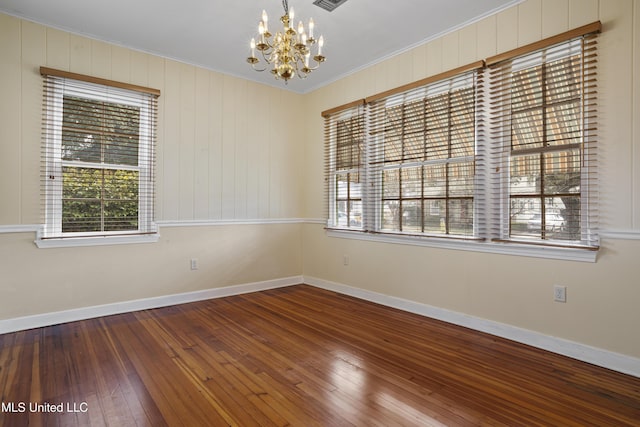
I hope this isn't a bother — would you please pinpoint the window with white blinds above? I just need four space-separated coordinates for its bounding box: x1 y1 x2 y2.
40 68 159 242
323 100 365 229
322 22 600 253
367 70 481 238
486 28 599 248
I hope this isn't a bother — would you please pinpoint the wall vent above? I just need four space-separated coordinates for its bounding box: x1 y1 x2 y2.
313 0 349 12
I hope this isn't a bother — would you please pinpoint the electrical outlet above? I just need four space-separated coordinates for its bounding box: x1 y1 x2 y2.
190 258 198 270
554 285 567 303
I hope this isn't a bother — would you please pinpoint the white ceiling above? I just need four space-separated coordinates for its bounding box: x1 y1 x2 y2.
0 0 521 93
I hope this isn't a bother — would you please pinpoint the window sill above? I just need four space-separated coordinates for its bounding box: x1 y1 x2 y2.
34 233 160 249
326 229 598 263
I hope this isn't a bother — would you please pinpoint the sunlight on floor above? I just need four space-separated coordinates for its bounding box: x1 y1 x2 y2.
376 392 448 427
328 349 447 425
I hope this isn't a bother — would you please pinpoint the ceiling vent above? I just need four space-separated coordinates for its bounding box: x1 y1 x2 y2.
313 0 349 12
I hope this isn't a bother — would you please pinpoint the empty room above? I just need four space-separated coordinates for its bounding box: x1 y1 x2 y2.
1 0 639 425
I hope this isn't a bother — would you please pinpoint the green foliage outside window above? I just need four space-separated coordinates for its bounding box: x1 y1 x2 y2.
60 96 141 233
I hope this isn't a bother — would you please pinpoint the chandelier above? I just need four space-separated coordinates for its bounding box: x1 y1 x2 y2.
246 0 325 83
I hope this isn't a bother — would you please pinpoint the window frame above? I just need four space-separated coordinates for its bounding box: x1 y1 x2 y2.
37 68 159 248
332 112 365 230
368 73 479 238
324 101 366 231
487 34 599 249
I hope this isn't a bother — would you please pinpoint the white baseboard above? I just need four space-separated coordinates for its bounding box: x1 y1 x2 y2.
2 274 638 378
0 276 303 335
155 218 324 227
303 276 640 378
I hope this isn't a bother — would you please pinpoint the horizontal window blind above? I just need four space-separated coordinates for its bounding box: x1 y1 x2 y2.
41 69 159 239
366 70 483 239
487 33 599 248
322 100 366 230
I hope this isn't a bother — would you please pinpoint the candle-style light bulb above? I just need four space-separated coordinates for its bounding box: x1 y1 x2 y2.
308 18 314 38
262 10 268 32
258 21 265 35
298 21 304 35
305 52 310 67
289 7 295 22
250 38 256 57
318 35 324 55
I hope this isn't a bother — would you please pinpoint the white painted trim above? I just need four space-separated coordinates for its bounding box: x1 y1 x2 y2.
326 229 599 263
301 218 326 225
35 232 161 248
0 219 324 236
0 276 302 335
156 218 324 227
0 220 631 237
599 229 640 240
0 224 40 234
0 220 326 247
304 276 640 378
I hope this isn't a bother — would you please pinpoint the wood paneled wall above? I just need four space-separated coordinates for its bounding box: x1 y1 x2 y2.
0 13 305 225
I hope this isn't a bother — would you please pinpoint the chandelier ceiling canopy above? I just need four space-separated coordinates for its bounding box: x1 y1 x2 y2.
246 0 325 83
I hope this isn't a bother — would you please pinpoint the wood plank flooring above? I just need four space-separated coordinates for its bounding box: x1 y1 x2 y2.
1 284 639 426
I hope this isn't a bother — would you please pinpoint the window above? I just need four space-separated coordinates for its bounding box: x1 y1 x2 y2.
487 32 599 248
323 22 600 255
324 101 365 229
323 63 484 240
39 68 159 244
367 72 478 238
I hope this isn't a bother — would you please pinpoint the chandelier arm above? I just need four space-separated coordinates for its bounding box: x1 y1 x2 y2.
305 62 321 71
250 63 270 73
259 47 272 63
296 62 311 79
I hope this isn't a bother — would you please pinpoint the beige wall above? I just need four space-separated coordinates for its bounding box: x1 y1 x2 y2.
302 0 640 359
0 13 304 317
1 0 640 362
0 224 302 319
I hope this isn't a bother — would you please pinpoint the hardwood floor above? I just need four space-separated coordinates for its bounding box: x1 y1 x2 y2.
1 285 639 426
